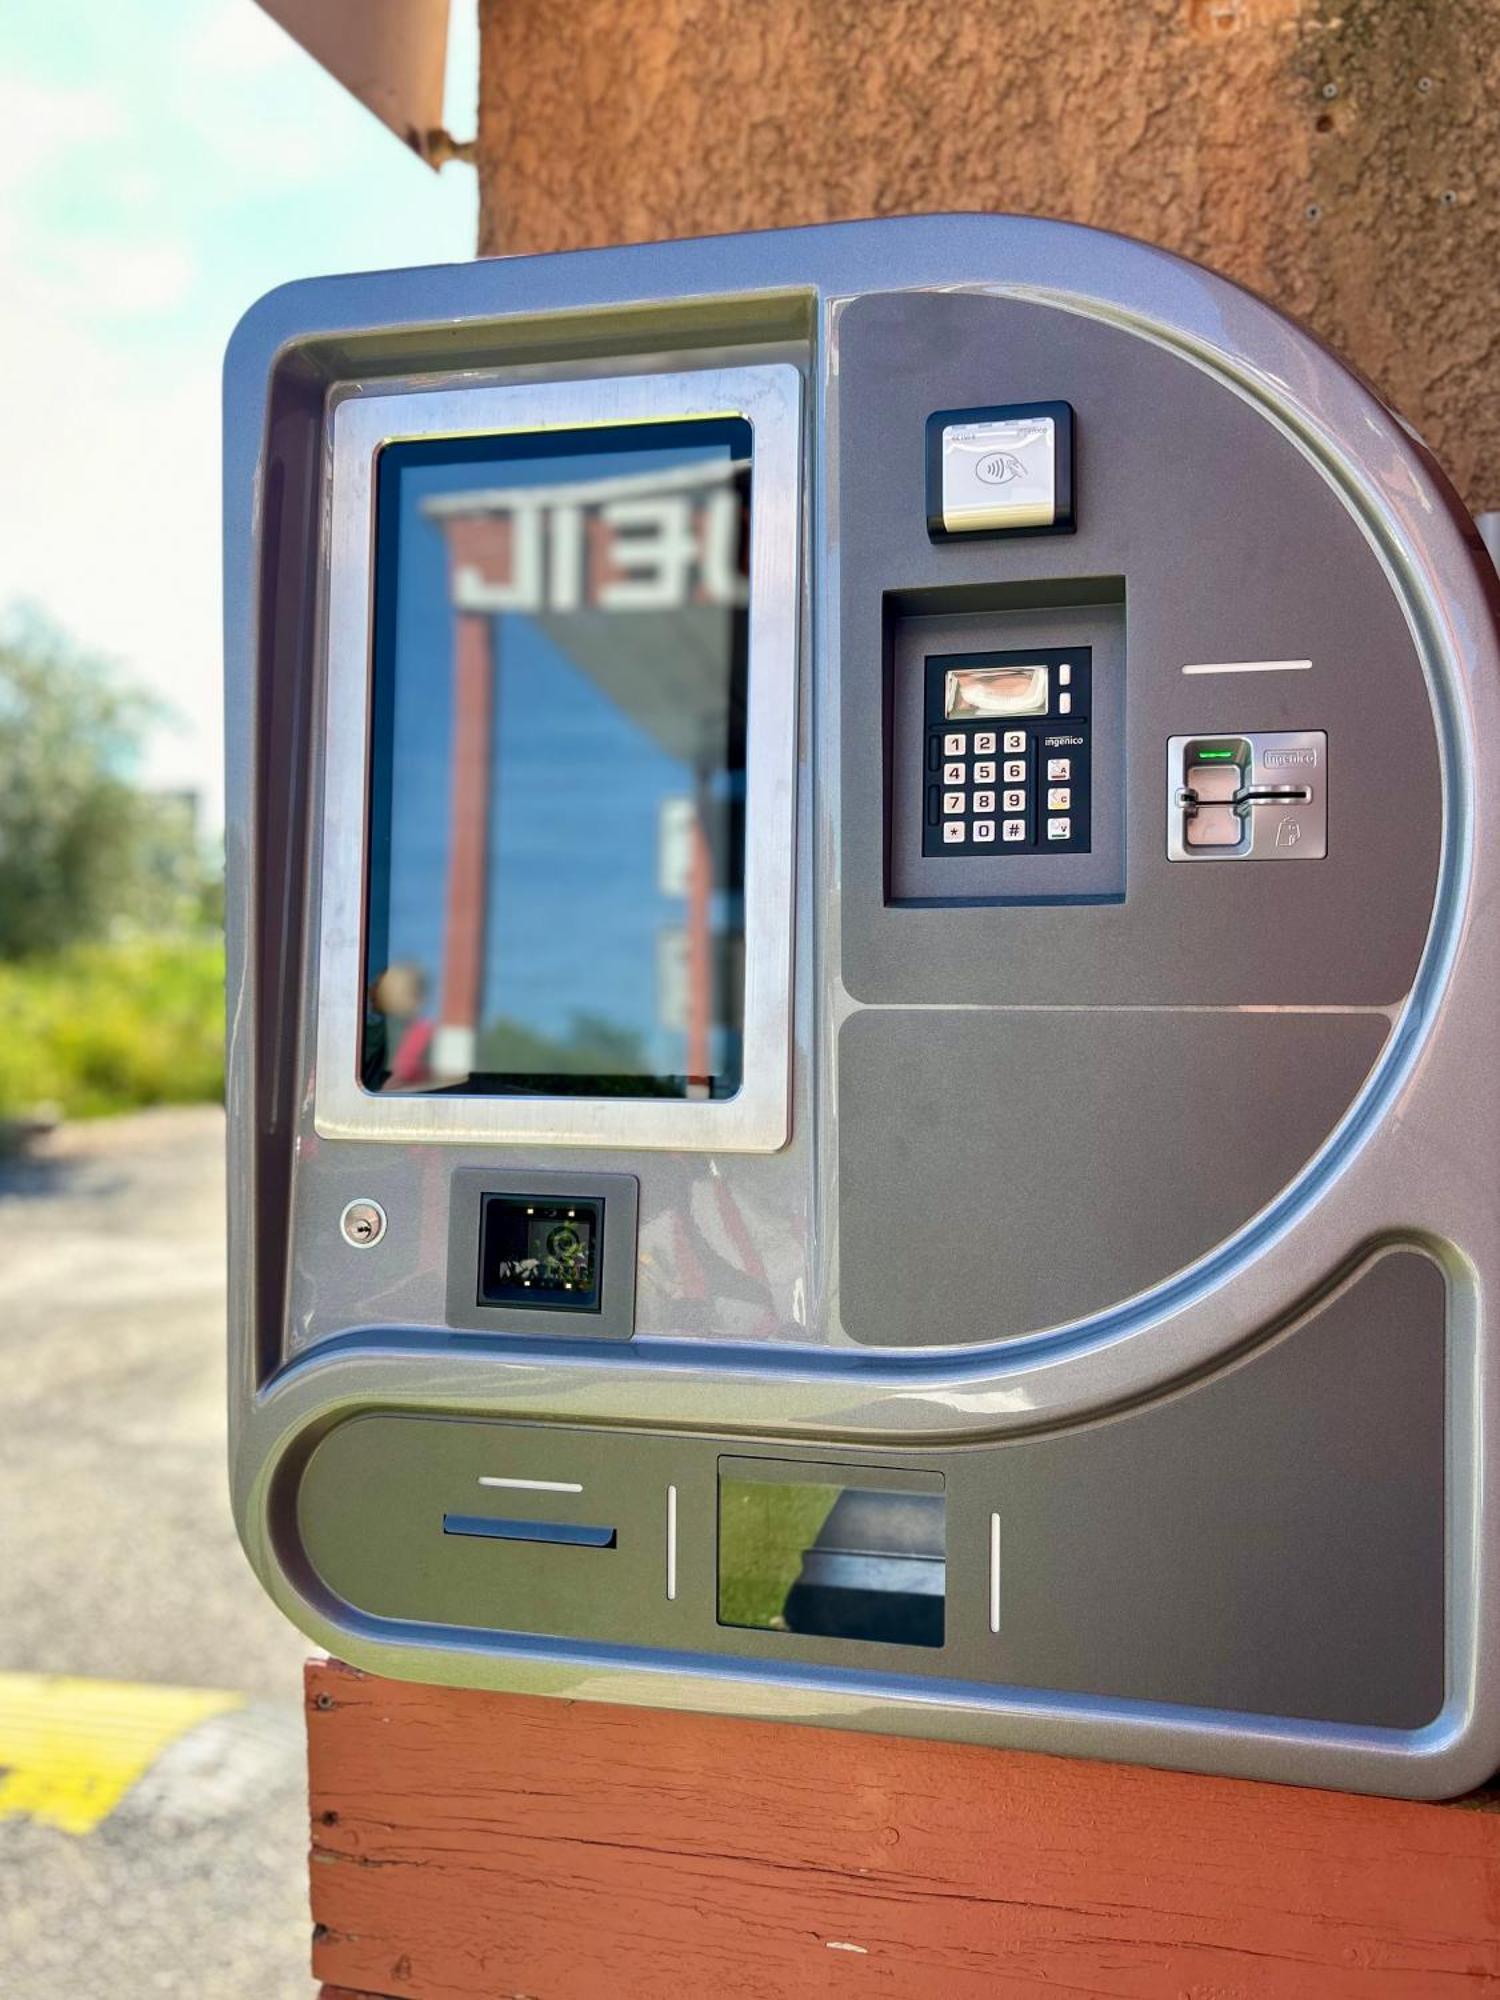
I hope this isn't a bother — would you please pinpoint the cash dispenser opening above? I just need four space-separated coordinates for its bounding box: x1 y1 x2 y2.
718 1462 946 1649
229 213 1500 1801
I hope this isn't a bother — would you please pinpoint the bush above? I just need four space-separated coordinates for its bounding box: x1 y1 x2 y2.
0 610 217 958
0 936 224 1124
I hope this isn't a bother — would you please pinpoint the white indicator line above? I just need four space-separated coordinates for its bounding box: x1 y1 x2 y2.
1181 658 1312 676
988 1513 1002 1635
666 1485 678 1601
477 1476 583 1494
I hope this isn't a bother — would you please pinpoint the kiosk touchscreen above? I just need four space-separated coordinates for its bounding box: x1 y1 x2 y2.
225 215 1500 1798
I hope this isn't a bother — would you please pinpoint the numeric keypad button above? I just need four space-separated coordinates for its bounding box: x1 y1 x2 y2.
1003 759 1026 783
944 733 966 756
1002 818 1026 843
943 790 965 814
973 820 995 843
943 762 965 785
1003 730 1026 753
942 820 966 844
974 732 997 755
1002 789 1025 812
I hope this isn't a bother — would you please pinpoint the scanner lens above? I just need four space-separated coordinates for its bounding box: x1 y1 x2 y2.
478 1193 603 1312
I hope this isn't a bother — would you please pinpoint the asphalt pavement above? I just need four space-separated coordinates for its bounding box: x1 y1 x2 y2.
0 1107 314 1999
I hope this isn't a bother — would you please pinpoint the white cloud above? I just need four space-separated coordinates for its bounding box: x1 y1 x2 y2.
0 284 223 804
184 0 300 76
173 1 378 187
0 0 478 827
0 75 124 188
58 237 197 315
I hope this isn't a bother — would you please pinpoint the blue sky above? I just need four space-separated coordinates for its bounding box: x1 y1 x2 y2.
0 0 479 823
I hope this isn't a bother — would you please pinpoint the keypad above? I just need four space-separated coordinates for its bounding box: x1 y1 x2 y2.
921 645 1093 857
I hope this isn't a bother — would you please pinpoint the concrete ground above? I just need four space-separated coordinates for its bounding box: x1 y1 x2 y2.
0 1106 314 1999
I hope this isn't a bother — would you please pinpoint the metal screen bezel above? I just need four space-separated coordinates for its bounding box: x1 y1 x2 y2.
314 364 802 1149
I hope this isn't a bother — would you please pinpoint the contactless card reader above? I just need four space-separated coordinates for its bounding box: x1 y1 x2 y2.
226 214 1500 1801
927 400 1075 538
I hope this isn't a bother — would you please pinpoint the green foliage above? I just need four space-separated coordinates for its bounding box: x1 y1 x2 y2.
0 608 217 959
716 1480 839 1632
0 937 224 1123
472 1009 658 1088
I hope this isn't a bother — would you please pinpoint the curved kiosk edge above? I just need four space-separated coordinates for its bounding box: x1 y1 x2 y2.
222 214 1500 1799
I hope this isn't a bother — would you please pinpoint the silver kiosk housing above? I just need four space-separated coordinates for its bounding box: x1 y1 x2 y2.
225 215 1500 1799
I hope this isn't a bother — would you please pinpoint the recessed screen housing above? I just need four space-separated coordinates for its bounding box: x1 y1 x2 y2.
314 366 802 1151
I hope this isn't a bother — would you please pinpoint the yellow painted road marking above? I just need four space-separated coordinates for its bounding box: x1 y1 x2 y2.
0 1673 243 1835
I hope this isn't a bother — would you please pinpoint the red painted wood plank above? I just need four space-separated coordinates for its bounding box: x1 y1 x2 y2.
306 1658 1500 2000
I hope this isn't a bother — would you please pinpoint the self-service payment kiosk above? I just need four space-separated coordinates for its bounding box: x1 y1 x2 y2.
224 215 1500 1798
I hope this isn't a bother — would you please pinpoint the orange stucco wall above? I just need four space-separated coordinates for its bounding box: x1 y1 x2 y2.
477 0 1500 511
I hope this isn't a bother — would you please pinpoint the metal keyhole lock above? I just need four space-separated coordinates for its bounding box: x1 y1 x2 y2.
339 1199 388 1248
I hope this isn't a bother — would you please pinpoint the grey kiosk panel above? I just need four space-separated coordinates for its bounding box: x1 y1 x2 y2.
295 1252 1443 1732
842 287 1440 1007
226 214 1500 1799
839 1008 1389 1345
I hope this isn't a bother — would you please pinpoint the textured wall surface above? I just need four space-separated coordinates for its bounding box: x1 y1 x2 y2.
306 1660 1500 2000
477 0 1500 509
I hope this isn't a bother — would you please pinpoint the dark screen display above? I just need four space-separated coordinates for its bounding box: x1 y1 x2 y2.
364 418 751 1100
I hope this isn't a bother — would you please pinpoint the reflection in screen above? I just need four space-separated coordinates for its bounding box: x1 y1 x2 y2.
718 1462 946 1649
363 419 751 1100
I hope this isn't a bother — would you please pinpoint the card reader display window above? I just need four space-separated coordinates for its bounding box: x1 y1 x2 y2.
364 419 752 1101
924 646 1092 856
718 1459 945 1649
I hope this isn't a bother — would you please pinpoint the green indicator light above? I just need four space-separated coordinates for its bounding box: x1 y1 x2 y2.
1198 749 1235 760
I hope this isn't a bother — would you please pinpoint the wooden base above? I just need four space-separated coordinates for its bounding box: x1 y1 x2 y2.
306 1658 1500 1998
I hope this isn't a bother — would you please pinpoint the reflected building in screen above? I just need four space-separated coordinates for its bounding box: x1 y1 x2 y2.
363 422 751 1105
